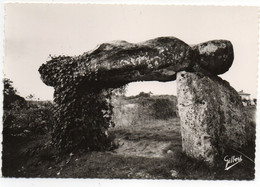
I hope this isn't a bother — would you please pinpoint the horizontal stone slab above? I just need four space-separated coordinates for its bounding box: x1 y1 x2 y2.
39 37 234 87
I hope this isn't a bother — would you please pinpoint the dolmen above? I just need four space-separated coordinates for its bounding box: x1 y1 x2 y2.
39 36 251 166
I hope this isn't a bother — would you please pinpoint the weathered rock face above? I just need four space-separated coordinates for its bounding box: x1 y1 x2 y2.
177 71 248 165
39 37 234 88
192 40 234 75
39 37 194 87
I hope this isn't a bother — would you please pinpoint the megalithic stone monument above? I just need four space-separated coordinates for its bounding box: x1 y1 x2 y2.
39 36 250 165
177 71 249 165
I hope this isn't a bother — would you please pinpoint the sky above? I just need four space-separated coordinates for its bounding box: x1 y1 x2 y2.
3 4 259 100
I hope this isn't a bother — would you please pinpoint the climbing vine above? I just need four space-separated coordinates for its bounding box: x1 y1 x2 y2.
39 55 124 152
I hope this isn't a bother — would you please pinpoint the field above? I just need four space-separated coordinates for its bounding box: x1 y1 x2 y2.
2 95 256 179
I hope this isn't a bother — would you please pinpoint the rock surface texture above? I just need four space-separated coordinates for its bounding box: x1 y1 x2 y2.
38 36 250 165
192 40 234 75
177 71 248 165
39 37 233 87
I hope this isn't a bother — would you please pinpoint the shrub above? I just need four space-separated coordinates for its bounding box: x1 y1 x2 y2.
3 101 55 142
136 91 151 98
152 98 177 119
3 78 55 142
3 78 26 110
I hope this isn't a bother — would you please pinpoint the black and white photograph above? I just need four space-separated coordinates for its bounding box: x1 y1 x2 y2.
0 0 259 185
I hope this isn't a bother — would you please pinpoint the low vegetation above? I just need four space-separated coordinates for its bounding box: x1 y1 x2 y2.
2 82 256 179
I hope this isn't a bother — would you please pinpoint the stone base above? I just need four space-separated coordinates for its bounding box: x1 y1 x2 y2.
177 71 248 165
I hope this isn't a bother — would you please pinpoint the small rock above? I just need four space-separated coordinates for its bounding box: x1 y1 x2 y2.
167 150 173 154
170 170 178 177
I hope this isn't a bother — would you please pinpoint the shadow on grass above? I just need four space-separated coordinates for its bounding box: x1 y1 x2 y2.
5 144 254 180
164 148 255 180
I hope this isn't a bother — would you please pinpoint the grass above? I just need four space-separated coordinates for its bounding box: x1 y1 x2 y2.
2 100 256 180
110 118 181 142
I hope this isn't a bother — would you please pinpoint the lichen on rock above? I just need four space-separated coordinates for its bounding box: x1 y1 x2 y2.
177 71 248 165
192 40 234 75
39 37 234 88
38 36 245 160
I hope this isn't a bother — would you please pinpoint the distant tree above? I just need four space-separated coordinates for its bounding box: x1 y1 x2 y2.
26 94 36 100
3 78 26 110
137 91 151 98
3 78 17 96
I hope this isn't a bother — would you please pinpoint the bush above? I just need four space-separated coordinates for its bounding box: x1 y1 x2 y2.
3 78 26 110
3 101 55 142
2 78 55 142
136 92 151 98
152 98 177 119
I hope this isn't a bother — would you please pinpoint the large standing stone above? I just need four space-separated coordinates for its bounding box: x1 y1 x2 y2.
177 71 248 165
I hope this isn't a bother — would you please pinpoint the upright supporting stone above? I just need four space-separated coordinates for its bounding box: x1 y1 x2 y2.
177 71 248 165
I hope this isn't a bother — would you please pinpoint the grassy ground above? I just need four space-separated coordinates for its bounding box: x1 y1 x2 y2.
2 101 256 179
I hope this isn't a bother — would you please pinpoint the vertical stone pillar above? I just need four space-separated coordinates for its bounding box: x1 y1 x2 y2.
177 71 248 165
51 83 115 152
